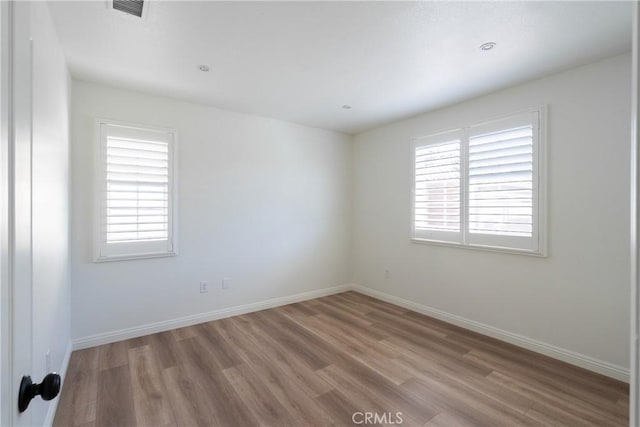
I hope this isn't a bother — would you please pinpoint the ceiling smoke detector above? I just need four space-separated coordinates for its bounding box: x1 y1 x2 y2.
199 65 210 72
479 42 497 51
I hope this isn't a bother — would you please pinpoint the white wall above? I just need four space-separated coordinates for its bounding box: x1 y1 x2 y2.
353 54 631 371
70 82 352 340
31 2 71 425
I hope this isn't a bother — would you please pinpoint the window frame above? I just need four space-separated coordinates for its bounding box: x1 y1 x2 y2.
410 106 547 257
93 118 179 262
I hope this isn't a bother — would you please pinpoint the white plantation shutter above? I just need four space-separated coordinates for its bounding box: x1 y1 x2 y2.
95 122 177 261
413 130 462 242
412 109 544 255
467 112 539 251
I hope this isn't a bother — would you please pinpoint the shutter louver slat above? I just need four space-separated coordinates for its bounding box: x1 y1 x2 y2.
107 147 168 160
414 140 461 233
468 125 534 237
105 136 170 243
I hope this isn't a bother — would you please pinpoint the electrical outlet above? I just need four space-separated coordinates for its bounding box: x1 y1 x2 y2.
45 350 51 373
222 277 232 290
199 281 209 293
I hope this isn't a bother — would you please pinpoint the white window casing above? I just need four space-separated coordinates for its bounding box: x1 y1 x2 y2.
412 107 546 256
94 120 178 261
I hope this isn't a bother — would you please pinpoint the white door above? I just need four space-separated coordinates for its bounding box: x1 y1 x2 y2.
0 2 34 426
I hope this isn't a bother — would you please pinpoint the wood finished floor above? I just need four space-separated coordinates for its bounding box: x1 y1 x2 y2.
53 291 629 427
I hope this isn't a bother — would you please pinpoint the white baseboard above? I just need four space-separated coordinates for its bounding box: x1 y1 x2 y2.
70 282 629 383
72 284 351 350
351 284 630 382
43 340 72 427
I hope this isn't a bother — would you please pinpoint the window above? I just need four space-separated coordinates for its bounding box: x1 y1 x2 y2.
94 120 177 261
414 130 463 241
412 108 545 255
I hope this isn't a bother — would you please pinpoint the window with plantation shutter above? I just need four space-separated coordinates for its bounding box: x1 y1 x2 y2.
413 130 462 242
95 121 177 261
412 108 545 255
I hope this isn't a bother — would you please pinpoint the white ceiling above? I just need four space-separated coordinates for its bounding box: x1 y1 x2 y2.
49 1 632 134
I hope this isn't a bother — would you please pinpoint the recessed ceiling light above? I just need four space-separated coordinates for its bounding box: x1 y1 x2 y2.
199 65 210 72
479 42 497 51
342 105 352 110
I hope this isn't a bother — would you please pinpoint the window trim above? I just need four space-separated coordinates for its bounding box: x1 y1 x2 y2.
93 118 179 262
410 106 547 257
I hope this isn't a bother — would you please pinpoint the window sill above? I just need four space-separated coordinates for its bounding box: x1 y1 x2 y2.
411 238 547 258
94 251 177 263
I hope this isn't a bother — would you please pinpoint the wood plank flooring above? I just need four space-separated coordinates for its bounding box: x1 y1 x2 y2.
53 291 629 426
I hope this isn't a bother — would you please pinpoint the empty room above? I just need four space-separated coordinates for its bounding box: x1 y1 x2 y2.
1 0 639 426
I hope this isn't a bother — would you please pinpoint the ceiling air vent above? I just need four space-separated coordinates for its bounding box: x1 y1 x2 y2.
112 0 144 18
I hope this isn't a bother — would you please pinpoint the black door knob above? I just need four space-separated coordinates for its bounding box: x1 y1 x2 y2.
18 373 61 412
